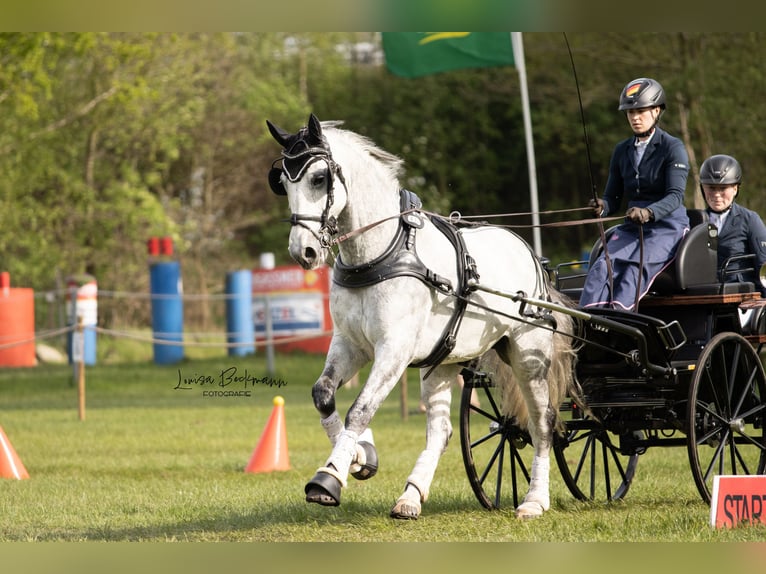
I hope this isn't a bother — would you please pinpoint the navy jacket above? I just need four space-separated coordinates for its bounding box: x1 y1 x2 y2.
601 127 689 220
712 202 766 296
581 127 690 310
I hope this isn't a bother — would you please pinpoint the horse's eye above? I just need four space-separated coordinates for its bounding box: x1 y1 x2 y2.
311 172 327 188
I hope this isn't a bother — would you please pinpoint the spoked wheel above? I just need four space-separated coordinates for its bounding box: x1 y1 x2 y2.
687 332 766 504
459 368 534 510
553 402 639 501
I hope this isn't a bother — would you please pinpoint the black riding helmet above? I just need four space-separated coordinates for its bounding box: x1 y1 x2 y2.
700 154 742 186
699 154 742 209
618 78 666 111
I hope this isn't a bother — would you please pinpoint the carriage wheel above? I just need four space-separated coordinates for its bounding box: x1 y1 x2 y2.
459 369 534 510
687 332 766 504
553 404 639 502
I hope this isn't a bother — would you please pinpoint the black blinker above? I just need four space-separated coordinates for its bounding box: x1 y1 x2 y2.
268 167 287 195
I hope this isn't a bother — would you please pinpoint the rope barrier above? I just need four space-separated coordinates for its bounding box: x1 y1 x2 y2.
92 326 332 349
33 289 269 302
2 286 334 364
0 326 76 350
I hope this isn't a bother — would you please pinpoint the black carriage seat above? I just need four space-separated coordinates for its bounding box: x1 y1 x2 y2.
650 209 755 296
649 209 719 295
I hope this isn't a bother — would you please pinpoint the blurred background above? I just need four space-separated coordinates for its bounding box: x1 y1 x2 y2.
2 32 764 342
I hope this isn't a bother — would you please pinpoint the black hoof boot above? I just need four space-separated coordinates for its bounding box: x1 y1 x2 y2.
305 471 342 506
350 441 378 481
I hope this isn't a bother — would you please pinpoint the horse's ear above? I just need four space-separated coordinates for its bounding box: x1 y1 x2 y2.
307 113 323 145
266 119 291 147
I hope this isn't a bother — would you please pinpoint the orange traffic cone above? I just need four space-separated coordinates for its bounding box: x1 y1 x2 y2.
245 396 290 473
0 425 29 480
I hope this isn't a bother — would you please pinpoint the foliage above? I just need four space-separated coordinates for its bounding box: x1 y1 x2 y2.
2 33 766 327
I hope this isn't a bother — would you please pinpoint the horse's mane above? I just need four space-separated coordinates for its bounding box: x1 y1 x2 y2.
322 121 405 181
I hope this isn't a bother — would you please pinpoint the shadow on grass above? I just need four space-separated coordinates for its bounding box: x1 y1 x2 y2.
67 489 494 542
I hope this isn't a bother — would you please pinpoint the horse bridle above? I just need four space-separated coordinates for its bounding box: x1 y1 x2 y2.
269 134 347 248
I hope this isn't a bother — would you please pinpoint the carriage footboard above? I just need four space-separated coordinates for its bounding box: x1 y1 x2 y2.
468 281 683 377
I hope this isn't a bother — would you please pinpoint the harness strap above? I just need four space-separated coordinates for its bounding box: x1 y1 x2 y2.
332 190 479 378
410 216 479 377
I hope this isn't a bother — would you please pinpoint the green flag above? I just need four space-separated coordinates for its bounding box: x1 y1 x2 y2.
381 32 515 78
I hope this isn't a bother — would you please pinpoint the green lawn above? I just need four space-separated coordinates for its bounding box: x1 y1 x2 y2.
1 351 765 544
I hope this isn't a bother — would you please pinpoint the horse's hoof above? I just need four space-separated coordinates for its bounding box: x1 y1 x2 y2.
350 441 378 481
305 472 342 507
390 499 421 520
515 501 545 520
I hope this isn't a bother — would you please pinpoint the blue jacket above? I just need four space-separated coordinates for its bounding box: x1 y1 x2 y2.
601 127 689 220
712 202 766 296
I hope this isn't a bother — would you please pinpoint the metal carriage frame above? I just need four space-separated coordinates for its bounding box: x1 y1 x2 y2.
459 209 766 510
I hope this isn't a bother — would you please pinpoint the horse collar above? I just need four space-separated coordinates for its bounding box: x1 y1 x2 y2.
333 190 451 291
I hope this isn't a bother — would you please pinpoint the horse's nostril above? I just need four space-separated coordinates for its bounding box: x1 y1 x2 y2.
304 247 317 262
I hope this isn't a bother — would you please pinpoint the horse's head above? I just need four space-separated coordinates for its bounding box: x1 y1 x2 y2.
267 113 347 270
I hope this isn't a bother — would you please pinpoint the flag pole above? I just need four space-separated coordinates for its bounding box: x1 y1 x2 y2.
511 32 542 256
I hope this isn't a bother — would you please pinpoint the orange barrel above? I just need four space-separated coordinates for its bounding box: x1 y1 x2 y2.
0 273 36 367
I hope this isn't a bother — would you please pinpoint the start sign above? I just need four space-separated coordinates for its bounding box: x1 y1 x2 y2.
710 475 766 528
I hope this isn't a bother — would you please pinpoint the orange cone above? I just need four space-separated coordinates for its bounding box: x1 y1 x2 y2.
0 426 29 480
245 396 290 473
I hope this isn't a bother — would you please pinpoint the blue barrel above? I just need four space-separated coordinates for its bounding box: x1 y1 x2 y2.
150 261 184 364
226 270 255 357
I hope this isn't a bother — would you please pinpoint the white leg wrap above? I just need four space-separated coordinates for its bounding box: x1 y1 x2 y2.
524 455 551 510
320 411 344 446
325 429 358 483
405 450 440 502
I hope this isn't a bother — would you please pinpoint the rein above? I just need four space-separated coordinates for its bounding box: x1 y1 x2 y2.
330 206 422 246
326 207 624 249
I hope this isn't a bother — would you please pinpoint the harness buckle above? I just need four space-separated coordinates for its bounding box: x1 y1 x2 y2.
463 253 480 291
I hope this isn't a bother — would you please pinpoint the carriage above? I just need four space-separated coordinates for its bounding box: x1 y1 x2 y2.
266 114 766 519
460 210 766 509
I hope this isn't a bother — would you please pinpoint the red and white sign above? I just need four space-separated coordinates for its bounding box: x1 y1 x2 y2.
710 475 766 528
252 265 332 354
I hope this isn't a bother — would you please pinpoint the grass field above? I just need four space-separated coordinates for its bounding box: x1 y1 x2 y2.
1 349 765 546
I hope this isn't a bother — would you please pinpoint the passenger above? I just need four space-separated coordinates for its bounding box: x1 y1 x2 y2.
580 77 690 311
699 154 766 297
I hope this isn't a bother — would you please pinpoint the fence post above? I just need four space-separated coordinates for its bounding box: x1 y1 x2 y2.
264 294 275 376
400 370 408 420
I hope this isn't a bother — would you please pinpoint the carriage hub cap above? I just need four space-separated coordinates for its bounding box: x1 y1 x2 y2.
729 418 746 434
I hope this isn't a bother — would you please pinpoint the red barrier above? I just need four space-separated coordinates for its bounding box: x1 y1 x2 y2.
252 265 332 354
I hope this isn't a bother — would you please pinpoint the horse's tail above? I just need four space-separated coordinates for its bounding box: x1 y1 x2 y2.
474 287 581 431
547 286 584 432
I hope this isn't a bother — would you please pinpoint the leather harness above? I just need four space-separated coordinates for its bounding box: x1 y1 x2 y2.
333 189 479 377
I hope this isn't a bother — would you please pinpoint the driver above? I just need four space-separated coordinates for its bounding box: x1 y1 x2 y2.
580 77 690 311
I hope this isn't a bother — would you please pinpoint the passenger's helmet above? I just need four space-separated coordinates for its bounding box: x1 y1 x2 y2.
700 154 742 186
618 78 666 111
